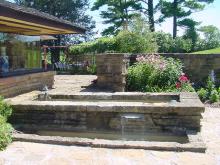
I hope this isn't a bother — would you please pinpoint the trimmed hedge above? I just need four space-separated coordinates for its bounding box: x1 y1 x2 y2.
69 30 158 55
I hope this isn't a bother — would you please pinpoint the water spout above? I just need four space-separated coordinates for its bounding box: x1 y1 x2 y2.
38 85 51 101
121 114 145 140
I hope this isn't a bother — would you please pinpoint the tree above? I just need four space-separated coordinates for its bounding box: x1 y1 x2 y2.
158 0 214 38
179 18 200 51
118 16 158 53
15 0 95 62
92 0 142 36
135 0 157 32
199 25 220 49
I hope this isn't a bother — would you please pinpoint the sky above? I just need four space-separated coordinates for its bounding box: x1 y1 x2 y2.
7 0 220 37
88 0 220 37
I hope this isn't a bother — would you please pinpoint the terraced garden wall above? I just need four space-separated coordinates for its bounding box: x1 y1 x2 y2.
0 71 55 98
83 53 220 86
159 53 220 85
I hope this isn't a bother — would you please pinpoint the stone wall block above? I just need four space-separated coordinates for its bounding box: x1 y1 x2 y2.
0 71 55 98
96 53 128 92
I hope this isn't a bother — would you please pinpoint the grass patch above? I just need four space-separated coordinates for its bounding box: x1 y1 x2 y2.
193 47 220 54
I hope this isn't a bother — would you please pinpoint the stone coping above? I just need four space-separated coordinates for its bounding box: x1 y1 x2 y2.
7 92 204 113
12 132 206 153
48 92 179 100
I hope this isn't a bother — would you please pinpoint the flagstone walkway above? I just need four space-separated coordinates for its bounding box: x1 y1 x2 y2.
0 75 220 165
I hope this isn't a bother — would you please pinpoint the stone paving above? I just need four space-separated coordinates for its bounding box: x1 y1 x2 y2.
51 75 98 93
0 75 220 165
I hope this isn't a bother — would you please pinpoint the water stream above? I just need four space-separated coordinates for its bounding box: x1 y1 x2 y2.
121 114 146 140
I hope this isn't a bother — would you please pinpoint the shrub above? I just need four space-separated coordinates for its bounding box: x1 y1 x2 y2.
69 18 158 55
196 76 220 103
154 32 192 53
209 89 220 103
154 32 173 53
197 88 208 102
0 116 12 151
0 97 13 150
116 31 155 53
0 97 12 120
87 64 97 75
69 37 116 55
172 37 192 53
126 54 192 92
127 60 155 91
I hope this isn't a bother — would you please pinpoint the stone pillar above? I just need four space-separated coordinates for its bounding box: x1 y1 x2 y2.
96 53 128 92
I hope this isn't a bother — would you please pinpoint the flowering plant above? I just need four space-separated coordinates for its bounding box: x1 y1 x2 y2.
136 54 166 71
127 54 190 92
175 73 194 92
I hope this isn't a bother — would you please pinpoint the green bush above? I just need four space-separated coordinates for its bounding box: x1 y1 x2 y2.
115 31 157 53
172 37 192 53
126 54 189 92
197 88 208 102
209 89 220 103
154 32 173 53
154 32 192 53
87 64 97 75
0 123 12 150
127 61 155 91
69 19 158 55
0 97 13 150
196 77 220 103
69 37 116 55
0 97 12 120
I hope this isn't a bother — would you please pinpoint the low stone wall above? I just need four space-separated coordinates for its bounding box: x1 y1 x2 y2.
160 53 220 85
83 53 220 86
9 92 204 133
131 53 220 85
96 54 129 92
0 71 55 98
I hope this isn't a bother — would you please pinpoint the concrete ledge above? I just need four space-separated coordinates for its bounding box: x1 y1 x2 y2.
12 132 206 153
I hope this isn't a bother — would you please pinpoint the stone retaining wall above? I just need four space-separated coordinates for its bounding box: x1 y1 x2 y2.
87 53 220 86
159 53 220 85
10 110 202 133
130 53 220 85
96 54 129 92
9 92 204 133
0 71 55 98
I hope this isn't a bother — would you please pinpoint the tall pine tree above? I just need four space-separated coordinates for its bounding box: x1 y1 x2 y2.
92 0 142 36
179 18 200 51
158 0 214 38
137 0 158 32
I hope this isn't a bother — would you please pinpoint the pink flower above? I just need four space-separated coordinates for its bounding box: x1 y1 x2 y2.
179 73 189 82
176 82 181 88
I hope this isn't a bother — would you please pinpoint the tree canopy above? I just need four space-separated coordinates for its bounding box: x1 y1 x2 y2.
15 0 95 43
199 25 220 49
92 0 142 35
158 0 214 38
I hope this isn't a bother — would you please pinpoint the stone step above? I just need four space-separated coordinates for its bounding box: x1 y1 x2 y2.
47 92 179 102
10 100 204 115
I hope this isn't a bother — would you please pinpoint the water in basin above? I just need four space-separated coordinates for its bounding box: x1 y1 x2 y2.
36 130 189 143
